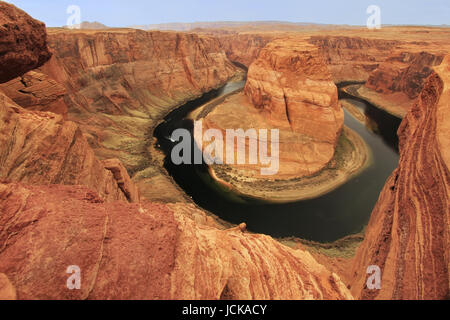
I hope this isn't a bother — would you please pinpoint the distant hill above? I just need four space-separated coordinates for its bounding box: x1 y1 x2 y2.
130 21 329 31
63 21 109 30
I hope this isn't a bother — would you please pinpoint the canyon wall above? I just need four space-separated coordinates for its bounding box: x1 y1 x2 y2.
37 30 240 173
351 56 450 300
1 27 242 201
357 51 445 117
0 70 67 117
217 33 407 85
216 32 275 67
0 93 137 203
309 36 401 83
366 52 444 100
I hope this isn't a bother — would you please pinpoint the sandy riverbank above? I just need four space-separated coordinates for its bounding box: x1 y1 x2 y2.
342 84 408 119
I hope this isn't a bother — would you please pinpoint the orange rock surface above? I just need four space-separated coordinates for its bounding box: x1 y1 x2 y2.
309 36 400 83
0 273 16 300
0 70 67 117
0 182 353 300
351 55 450 300
216 33 275 67
245 39 343 149
0 92 138 203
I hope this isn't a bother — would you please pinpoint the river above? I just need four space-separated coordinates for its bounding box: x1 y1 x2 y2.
154 81 402 243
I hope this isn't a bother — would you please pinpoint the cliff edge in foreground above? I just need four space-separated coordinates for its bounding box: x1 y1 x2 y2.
351 55 450 300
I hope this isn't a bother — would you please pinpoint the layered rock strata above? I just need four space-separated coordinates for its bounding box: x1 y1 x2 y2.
309 36 401 83
356 51 445 118
38 30 240 173
351 55 450 300
0 70 67 117
0 91 138 203
0 3 139 203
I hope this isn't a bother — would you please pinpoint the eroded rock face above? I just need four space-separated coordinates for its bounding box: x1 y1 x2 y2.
0 92 137 203
245 39 344 148
309 36 400 83
216 33 275 67
0 182 353 300
0 2 51 83
0 70 67 118
351 55 450 300
102 159 140 203
36 30 240 174
366 52 444 99
357 51 445 117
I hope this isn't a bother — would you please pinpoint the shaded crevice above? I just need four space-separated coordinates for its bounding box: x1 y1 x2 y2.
283 93 293 130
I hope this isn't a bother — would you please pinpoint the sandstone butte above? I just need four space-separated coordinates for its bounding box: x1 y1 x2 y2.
0 2 353 300
196 38 366 202
0 1 449 300
214 30 450 119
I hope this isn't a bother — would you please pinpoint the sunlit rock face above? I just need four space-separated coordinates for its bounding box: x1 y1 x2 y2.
0 90 138 203
245 39 344 149
309 36 400 83
351 55 450 300
216 33 275 67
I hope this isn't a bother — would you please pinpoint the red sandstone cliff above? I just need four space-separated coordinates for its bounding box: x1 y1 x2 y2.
217 33 410 85
0 70 67 117
350 55 450 300
0 93 137 203
309 36 401 83
366 52 444 100
245 39 343 148
201 38 344 180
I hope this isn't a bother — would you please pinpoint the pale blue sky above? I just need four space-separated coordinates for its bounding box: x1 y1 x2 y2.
5 0 450 27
